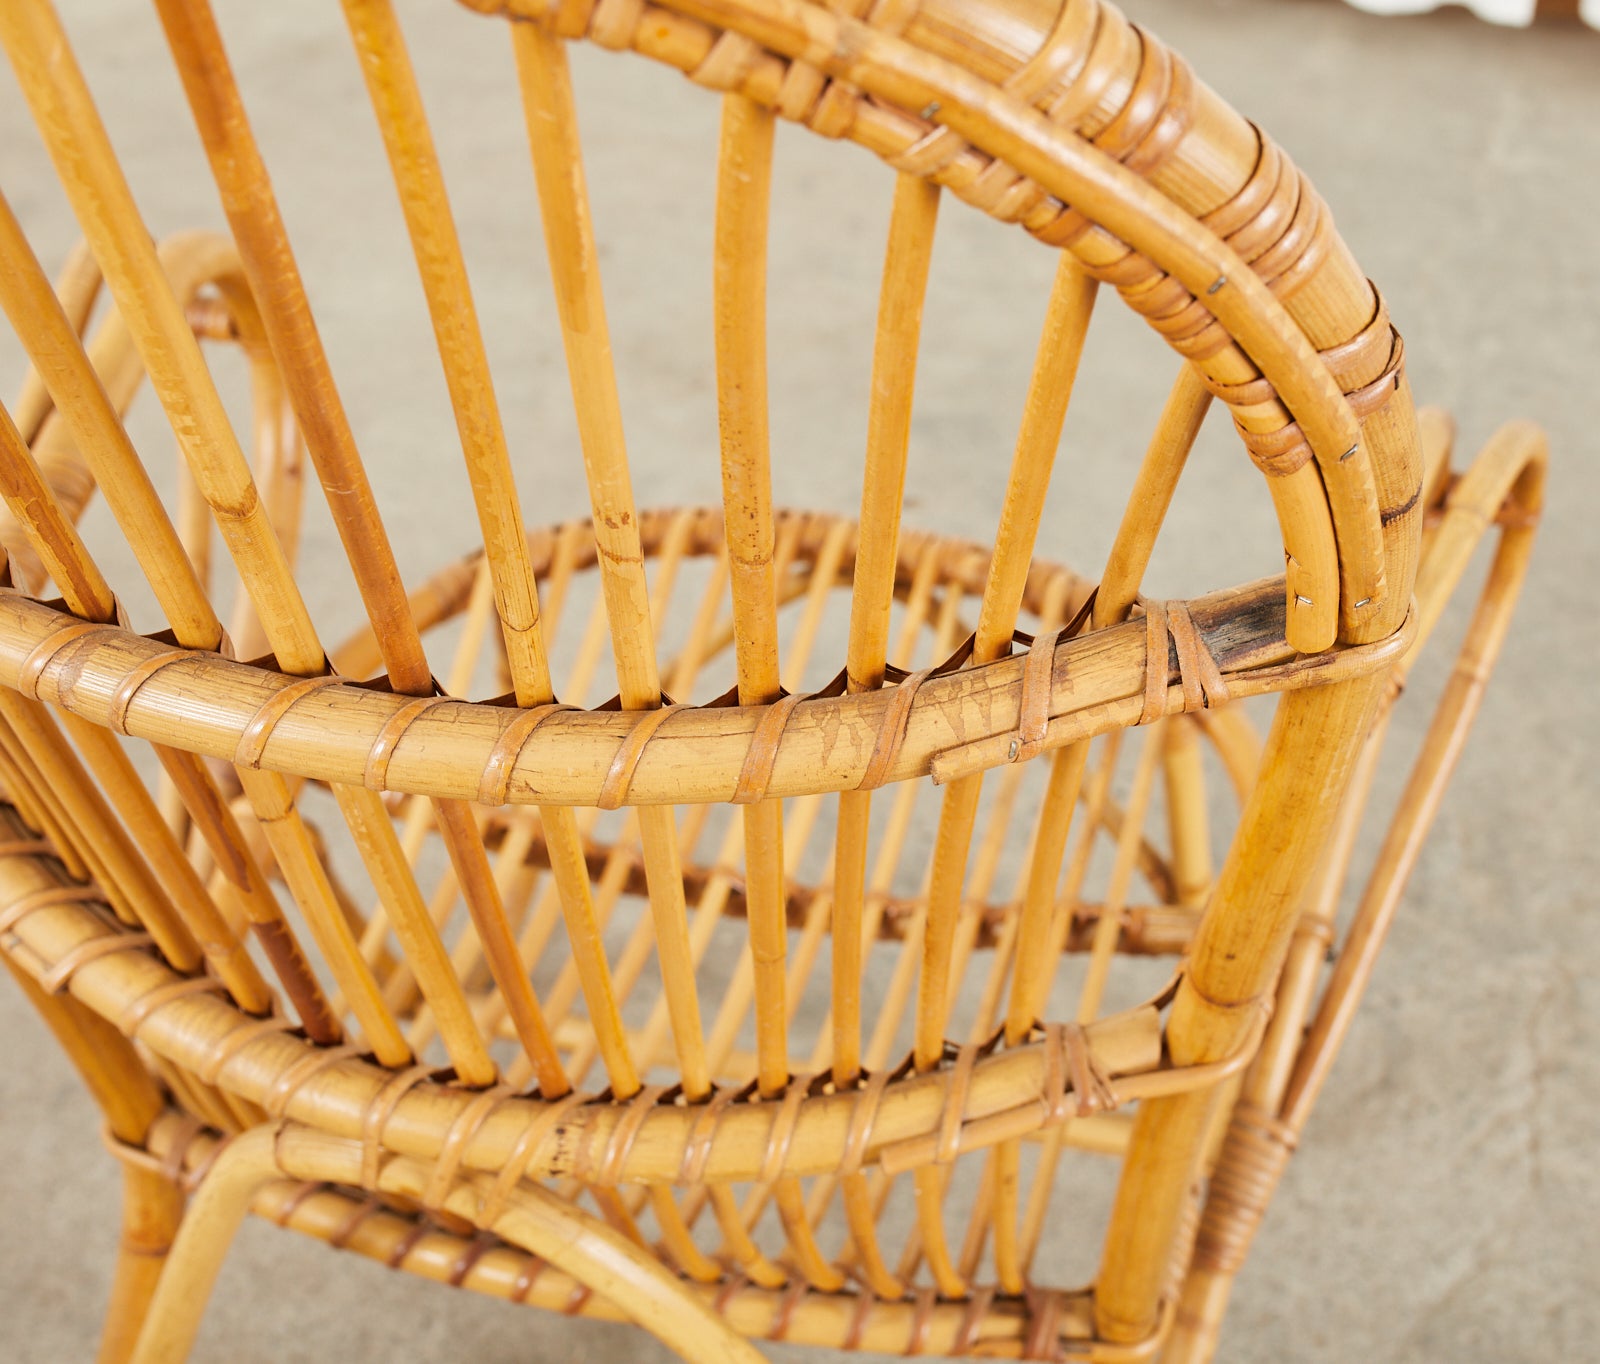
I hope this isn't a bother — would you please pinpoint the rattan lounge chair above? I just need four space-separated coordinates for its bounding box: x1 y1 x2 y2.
0 0 1544 1360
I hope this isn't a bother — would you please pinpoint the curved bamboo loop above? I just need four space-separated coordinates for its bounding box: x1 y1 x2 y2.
471 0 1412 651
1285 423 1546 1129
127 1124 283 1364
279 1125 767 1364
0 0 1543 1358
119 1108 1114 1357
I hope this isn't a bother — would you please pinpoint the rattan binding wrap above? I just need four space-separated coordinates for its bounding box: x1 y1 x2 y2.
0 0 1543 1361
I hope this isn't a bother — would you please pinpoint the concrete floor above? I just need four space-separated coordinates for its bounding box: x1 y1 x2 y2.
0 1 1596 1360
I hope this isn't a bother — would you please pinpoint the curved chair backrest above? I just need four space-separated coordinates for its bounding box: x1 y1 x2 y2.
0 1 1542 1361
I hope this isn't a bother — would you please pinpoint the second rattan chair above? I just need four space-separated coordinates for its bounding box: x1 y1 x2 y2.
0 0 1544 1360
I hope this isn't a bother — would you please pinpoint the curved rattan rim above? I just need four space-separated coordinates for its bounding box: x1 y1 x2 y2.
465 0 1415 649
0 0 1428 812
4 802 1280 1220
0 563 1412 807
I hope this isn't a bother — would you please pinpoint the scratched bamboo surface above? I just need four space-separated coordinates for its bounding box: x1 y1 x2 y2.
0 0 1551 1362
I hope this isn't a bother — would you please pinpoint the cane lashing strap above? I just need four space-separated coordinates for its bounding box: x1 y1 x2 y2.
477 702 575 806
234 673 341 768
597 703 681 810
1139 599 1231 726
365 694 453 791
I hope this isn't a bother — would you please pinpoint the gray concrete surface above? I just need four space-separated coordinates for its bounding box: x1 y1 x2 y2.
0 1 1596 1360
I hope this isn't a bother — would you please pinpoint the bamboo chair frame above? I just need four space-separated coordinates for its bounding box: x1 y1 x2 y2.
0 0 1544 1360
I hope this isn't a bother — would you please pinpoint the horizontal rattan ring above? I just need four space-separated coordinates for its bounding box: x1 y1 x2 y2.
1 819 1267 1191
328 506 1090 684
0 572 1411 808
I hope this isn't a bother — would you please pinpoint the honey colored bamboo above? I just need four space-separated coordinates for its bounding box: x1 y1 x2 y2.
2 86 495 1070
509 15 707 1101
0 569 1407 808
1077 731 1164 1023
57 715 269 1013
1095 364 1214 630
1017 729 1122 1270
1167 425 1545 1363
1286 428 1545 1127
237 768 410 1065
486 0 1398 645
832 172 940 1091
712 92 791 1100
340 0 635 1097
337 0 555 697
531 539 711 1080
153 0 424 677
0 951 175 1364
0 694 190 965
0 8 450 1075
9 239 100 446
0 1 321 675
0 397 117 621
0 715 119 913
1001 348 1209 1053
153 744 342 1043
0 1 1544 1360
1097 674 1385 1343
920 259 1096 1056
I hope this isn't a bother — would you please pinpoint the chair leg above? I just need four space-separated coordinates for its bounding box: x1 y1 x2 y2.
127 1123 283 1364
98 1162 187 1364
0 952 182 1362
1162 1267 1233 1364
1164 428 1547 1362
1162 1103 1294 1364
